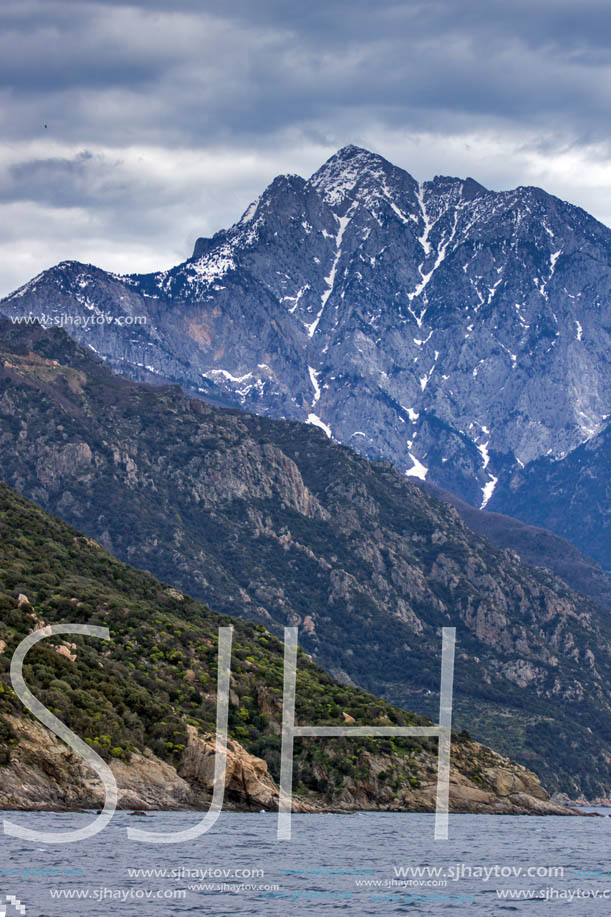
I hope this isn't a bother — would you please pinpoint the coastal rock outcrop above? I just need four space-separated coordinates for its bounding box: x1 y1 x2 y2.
0 717 577 817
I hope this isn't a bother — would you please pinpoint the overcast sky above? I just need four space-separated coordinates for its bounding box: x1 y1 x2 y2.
3 0 611 296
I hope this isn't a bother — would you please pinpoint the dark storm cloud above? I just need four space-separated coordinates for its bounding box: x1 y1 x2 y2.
3 0 611 296
1 151 134 208
3 0 611 145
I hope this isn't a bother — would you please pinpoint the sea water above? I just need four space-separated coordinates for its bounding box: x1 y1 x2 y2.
0 810 609 915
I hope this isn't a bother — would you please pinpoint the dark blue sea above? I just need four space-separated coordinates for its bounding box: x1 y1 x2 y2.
1 810 610 915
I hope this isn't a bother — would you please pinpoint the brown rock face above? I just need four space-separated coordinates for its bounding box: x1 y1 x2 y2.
0 717 316 813
178 727 315 812
0 716 196 811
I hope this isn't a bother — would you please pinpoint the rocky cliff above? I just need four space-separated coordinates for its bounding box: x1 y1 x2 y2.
489 419 611 572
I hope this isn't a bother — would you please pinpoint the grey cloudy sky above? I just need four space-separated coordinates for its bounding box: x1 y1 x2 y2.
3 0 611 296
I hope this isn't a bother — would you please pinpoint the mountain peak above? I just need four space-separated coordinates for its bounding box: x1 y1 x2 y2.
309 145 414 207
3 146 610 563
333 143 382 160
462 176 488 198
311 144 391 177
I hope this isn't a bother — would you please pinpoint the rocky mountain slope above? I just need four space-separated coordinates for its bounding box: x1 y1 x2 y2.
421 481 611 610
2 146 609 543
0 482 568 816
489 419 611 572
0 320 610 799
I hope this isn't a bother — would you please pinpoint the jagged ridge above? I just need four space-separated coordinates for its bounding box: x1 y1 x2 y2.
2 146 609 564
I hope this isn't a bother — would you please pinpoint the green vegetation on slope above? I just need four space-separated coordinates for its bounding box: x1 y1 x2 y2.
0 483 438 799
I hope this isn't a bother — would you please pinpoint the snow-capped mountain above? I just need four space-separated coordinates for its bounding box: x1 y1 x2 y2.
2 145 610 523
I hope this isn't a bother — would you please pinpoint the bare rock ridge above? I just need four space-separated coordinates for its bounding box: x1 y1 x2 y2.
2 145 609 566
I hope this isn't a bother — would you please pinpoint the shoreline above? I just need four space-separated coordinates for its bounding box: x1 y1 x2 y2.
0 802 592 816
